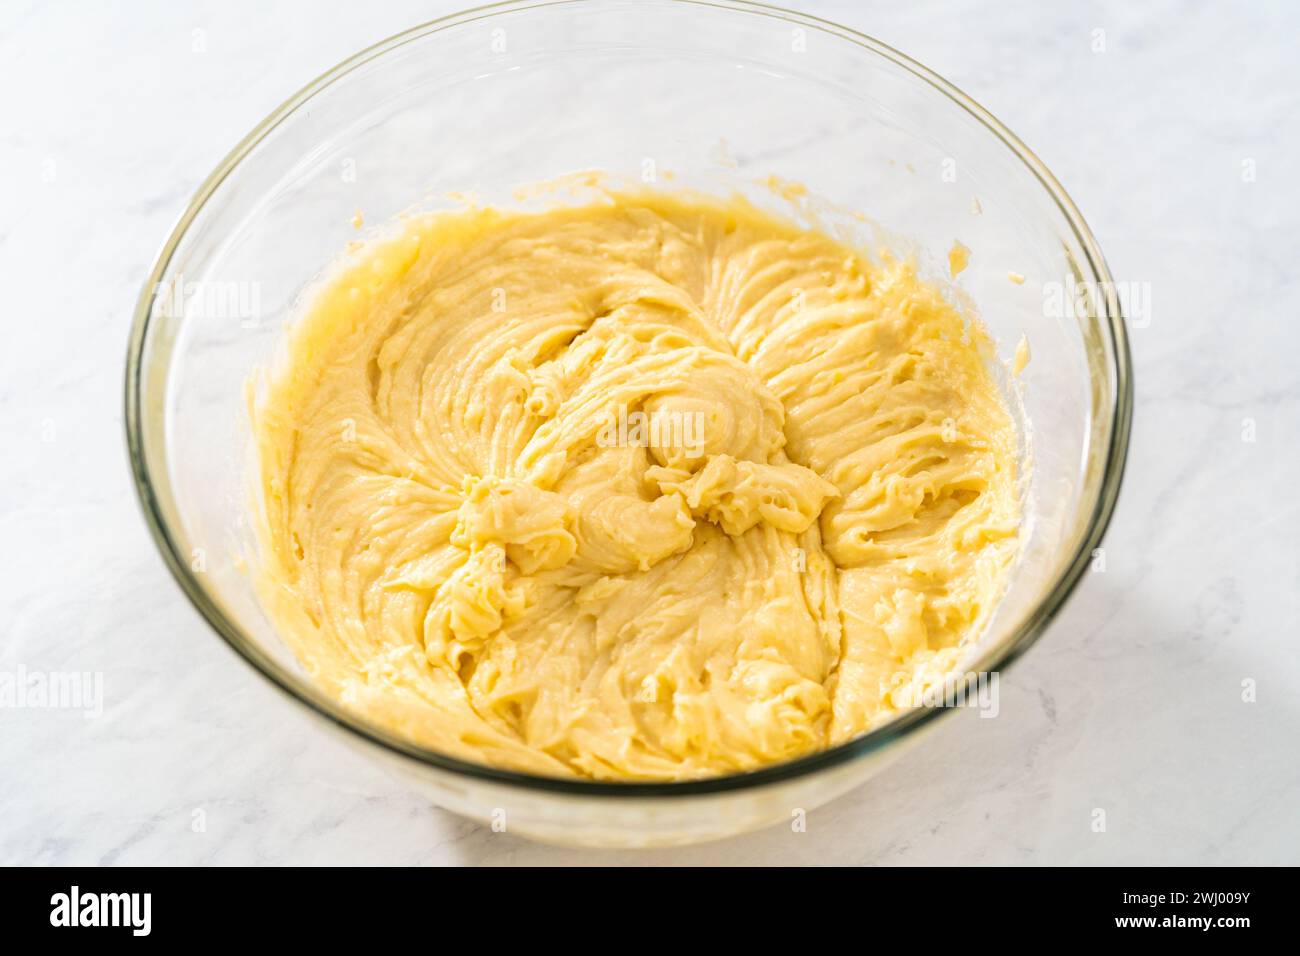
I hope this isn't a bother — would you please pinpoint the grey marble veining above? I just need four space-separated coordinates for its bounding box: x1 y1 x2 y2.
1 0 1297 865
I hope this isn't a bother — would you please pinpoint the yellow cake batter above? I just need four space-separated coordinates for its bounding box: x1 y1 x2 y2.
252 187 1020 780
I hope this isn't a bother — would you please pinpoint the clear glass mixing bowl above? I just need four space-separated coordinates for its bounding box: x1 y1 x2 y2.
125 0 1132 847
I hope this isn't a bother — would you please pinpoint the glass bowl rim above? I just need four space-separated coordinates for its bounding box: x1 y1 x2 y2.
124 0 1134 799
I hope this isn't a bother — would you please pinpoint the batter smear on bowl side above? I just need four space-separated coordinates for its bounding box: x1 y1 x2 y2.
252 187 1021 780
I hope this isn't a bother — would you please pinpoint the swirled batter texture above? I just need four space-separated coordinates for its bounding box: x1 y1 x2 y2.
253 190 1020 780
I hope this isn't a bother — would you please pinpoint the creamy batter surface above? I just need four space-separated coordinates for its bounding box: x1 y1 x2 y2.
252 188 1020 780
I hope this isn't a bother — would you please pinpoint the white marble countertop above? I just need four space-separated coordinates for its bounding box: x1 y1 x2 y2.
2 0 1297 865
